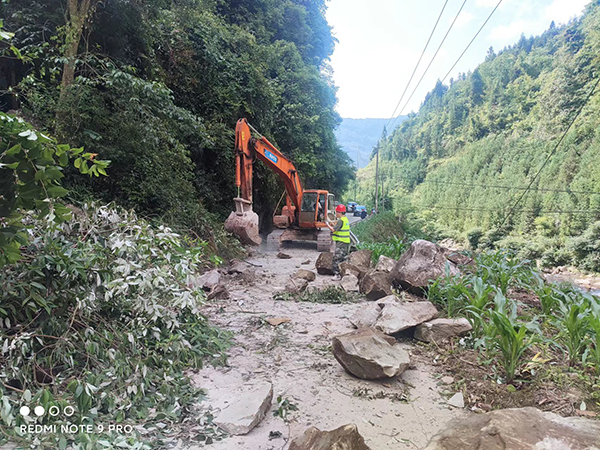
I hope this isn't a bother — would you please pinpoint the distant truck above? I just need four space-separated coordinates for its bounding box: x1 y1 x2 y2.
347 202 357 213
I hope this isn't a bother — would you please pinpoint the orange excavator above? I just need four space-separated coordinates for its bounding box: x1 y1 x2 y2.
224 118 335 252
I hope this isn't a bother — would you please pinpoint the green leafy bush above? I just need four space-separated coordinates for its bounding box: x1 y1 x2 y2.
0 204 230 448
0 112 109 266
466 227 483 250
358 236 407 263
568 221 600 272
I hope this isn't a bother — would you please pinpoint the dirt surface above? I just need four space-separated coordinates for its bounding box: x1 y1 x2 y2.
187 243 467 450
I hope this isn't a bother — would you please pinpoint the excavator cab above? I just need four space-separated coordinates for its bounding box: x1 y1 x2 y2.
299 190 333 228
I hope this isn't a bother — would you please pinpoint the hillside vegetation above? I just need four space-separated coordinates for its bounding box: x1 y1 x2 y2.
0 0 354 234
356 3 600 271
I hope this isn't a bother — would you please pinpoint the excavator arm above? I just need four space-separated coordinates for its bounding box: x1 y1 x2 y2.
225 119 304 245
234 119 303 209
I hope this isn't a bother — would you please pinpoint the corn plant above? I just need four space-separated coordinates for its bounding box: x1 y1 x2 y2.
556 296 591 366
476 250 535 294
532 273 560 316
464 277 496 339
488 294 538 383
427 268 469 318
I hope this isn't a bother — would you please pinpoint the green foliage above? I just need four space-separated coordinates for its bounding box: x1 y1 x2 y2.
2 0 354 237
358 236 406 263
464 277 496 339
488 294 538 383
568 221 600 272
466 228 484 250
586 304 600 375
556 294 593 365
273 396 298 422
0 112 109 266
354 3 600 271
353 211 404 243
426 268 470 318
0 204 230 448
476 250 534 294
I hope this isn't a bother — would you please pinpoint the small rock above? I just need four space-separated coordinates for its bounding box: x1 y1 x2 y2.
295 269 317 282
447 392 464 408
315 252 334 275
347 250 373 270
375 255 396 273
286 277 309 293
194 269 221 290
301 259 311 265
289 424 372 450
277 252 292 259
340 262 367 280
332 328 410 379
214 382 273 435
441 376 455 385
359 270 393 301
207 284 230 300
340 274 359 292
414 318 472 343
266 317 291 326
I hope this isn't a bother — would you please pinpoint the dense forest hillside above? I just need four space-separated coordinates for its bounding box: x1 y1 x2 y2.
0 0 354 234
356 2 600 270
334 117 405 168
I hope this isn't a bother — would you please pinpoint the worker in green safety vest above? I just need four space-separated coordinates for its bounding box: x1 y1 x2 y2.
326 204 350 278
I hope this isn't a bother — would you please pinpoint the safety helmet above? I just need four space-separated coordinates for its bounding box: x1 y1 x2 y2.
335 204 346 213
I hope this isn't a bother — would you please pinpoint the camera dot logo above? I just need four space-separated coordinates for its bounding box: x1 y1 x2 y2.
19 406 30 417
34 406 45 417
48 406 60 417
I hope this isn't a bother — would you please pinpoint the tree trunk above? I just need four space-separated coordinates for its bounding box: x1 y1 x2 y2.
56 0 93 131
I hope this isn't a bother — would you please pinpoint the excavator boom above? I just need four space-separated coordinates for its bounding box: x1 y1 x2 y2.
225 119 305 245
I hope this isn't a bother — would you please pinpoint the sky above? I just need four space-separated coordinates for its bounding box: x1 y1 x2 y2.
325 0 591 119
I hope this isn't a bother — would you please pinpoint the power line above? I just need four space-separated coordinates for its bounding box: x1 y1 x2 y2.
497 74 600 229
385 0 450 132
388 0 469 131
421 180 600 195
427 205 600 215
441 0 503 83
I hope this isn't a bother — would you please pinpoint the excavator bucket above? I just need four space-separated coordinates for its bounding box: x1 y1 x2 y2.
224 198 262 246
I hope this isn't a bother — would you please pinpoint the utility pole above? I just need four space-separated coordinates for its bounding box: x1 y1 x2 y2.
355 151 359 201
374 147 379 212
381 177 385 212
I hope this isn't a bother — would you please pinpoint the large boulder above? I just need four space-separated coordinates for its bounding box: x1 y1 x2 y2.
332 328 410 379
295 269 316 282
340 274 360 292
340 262 367 280
289 424 372 450
414 318 472 343
424 407 600 450
374 301 439 335
315 252 334 275
391 240 459 294
347 250 373 270
359 270 393 301
214 382 273 435
375 255 396 273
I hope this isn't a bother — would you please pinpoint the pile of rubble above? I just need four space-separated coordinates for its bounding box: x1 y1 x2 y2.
191 240 600 449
